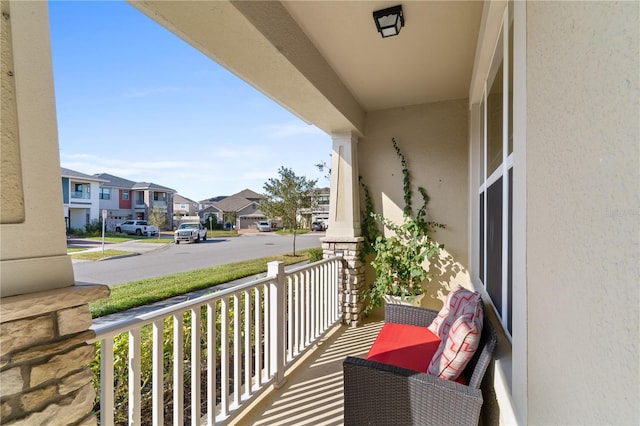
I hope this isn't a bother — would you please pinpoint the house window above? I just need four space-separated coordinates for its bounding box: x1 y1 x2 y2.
478 7 514 336
153 192 166 201
136 192 144 204
99 187 110 200
72 183 90 199
122 190 129 201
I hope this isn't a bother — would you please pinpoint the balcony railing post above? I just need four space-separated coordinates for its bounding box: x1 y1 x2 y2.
267 261 286 388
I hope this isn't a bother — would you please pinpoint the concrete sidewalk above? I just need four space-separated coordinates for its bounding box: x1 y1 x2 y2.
67 237 172 259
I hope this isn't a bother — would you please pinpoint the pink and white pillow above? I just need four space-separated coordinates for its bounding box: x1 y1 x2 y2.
427 286 483 381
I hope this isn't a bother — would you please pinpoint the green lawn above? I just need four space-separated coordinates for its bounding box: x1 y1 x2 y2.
89 249 313 318
71 249 134 261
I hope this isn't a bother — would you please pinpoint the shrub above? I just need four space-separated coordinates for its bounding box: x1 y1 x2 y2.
308 247 323 263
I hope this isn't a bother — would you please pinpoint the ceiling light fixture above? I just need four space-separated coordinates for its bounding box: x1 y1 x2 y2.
372 5 404 38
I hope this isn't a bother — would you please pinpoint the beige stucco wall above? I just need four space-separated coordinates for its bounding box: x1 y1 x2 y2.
359 100 470 311
0 0 75 297
525 1 639 423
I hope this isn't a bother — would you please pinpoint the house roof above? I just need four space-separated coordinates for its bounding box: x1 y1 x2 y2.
174 194 197 204
213 194 257 212
61 168 108 182
234 188 263 201
132 182 176 192
199 189 263 208
199 205 222 214
93 173 137 189
199 195 228 204
92 173 176 192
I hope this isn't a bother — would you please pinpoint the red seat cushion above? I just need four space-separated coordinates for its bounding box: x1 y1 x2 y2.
366 322 466 384
366 323 441 373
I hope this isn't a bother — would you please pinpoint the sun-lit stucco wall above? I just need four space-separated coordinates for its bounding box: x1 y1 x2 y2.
0 0 75 297
525 1 639 423
359 100 470 311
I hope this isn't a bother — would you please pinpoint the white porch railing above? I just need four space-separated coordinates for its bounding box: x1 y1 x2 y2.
88 257 342 425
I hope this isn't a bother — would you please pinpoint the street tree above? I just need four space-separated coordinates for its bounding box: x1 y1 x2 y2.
148 206 169 233
261 167 317 256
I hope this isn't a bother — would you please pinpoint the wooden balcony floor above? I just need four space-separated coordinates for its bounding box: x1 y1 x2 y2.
232 310 385 426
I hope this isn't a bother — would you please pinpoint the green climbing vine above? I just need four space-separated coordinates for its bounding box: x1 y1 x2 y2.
360 137 445 313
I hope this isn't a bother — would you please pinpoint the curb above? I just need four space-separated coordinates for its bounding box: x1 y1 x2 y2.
96 252 141 262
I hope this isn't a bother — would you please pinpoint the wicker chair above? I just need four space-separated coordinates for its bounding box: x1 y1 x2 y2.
343 303 497 426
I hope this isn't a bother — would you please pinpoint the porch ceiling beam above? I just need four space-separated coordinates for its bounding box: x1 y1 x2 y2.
128 0 365 136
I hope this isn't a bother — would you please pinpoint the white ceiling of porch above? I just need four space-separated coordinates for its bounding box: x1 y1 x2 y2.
282 1 484 111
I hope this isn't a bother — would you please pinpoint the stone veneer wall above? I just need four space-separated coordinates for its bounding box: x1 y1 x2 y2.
322 237 365 326
0 285 109 425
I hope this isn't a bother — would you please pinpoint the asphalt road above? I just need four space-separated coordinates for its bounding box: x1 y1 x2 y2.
72 232 323 286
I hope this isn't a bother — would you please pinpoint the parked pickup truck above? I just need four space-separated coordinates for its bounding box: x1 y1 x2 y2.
174 222 207 244
115 220 158 236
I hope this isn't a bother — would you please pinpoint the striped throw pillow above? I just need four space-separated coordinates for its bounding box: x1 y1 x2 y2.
427 286 483 381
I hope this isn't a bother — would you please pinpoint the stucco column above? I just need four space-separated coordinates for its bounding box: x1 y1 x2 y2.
326 132 361 239
323 132 365 325
0 0 74 297
0 2 109 424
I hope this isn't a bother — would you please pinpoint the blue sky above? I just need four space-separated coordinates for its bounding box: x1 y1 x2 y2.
48 1 331 202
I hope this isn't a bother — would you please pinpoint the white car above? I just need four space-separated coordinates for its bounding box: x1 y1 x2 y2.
174 222 207 244
115 220 158 236
256 221 272 232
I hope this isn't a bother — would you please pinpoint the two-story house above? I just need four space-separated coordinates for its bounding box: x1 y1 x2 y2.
303 187 330 226
92 173 136 226
199 189 266 229
61 168 107 231
94 173 176 231
173 194 199 218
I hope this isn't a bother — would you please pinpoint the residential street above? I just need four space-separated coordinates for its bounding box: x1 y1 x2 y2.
72 232 324 286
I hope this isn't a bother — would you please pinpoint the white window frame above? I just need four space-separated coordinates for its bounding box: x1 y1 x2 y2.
478 6 514 338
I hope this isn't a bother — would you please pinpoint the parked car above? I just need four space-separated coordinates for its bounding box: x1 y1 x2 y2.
174 222 207 244
256 221 272 232
312 221 327 231
115 220 158 236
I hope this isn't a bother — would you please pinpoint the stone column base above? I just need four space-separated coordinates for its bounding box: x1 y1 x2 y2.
322 237 365 326
0 284 109 425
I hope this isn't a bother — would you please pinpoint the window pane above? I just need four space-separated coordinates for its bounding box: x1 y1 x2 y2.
508 168 513 334
508 23 514 155
486 177 503 315
479 192 485 285
487 61 503 175
480 99 486 181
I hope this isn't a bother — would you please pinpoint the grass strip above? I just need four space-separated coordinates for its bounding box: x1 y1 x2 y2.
71 249 134 261
90 250 312 318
